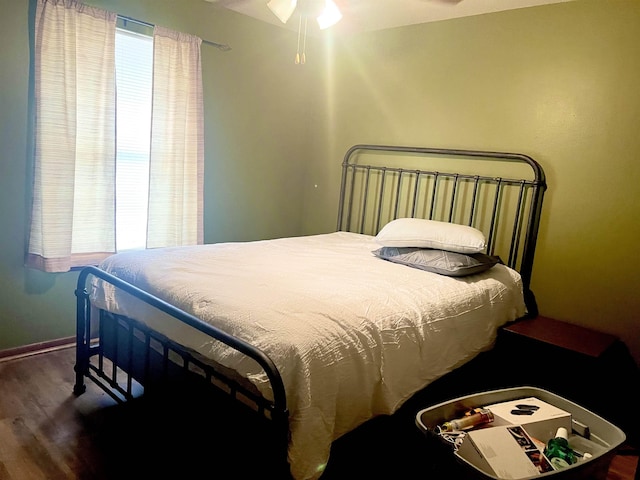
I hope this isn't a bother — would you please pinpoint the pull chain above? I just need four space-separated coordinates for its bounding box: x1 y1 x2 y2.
301 15 307 64
295 14 302 64
295 13 307 65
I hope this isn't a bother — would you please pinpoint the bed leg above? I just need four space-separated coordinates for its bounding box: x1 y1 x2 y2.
73 308 88 396
73 366 87 396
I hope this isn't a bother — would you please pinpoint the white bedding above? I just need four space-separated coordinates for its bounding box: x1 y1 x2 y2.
90 231 526 480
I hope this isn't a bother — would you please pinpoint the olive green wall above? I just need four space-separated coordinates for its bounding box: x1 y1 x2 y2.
0 0 319 351
303 0 640 364
2 0 639 367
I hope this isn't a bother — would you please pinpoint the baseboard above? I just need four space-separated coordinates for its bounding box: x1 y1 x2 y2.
0 336 75 363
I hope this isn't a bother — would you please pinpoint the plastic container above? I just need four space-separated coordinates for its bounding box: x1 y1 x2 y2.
415 386 626 480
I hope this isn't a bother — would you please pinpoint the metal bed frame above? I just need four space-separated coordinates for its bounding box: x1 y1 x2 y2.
73 144 546 478
337 144 546 315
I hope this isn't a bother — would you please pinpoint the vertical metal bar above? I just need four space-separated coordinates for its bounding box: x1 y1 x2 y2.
428 173 439 220
126 326 134 397
448 174 459 223
73 276 90 395
359 167 371 234
520 181 545 293
507 181 527 268
467 176 480 227
111 317 119 384
98 312 104 373
486 178 503 255
375 168 388 233
162 343 170 380
183 353 190 375
84 299 92 355
393 169 404 220
345 165 357 232
337 154 350 231
144 331 151 385
411 171 421 218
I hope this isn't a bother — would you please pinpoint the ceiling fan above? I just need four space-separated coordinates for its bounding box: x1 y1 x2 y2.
206 0 465 64
267 0 341 30
265 0 464 63
266 0 465 30
263 0 343 64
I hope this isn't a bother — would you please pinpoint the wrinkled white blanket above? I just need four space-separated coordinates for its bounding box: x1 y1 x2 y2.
90 232 526 480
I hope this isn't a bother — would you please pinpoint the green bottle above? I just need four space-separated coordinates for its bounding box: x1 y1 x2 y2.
543 427 577 469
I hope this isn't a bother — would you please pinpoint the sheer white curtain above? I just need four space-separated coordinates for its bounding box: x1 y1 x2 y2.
147 27 204 248
27 0 117 272
27 1 204 272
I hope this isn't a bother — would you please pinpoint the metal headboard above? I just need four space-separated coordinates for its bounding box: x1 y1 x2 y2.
337 144 547 316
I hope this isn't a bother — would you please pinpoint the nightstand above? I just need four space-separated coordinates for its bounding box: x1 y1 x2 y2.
502 315 618 357
496 316 640 448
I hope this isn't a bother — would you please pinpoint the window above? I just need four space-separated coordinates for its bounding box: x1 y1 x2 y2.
114 28 153 251
27 0 204 273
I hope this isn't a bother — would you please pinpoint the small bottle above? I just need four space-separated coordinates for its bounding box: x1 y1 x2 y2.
441 409 494 432
544 427 577 469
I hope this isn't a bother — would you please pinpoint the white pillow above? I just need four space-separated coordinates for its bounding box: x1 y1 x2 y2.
375 218 486 254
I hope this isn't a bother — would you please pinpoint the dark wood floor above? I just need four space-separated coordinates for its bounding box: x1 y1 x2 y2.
0 346 637 479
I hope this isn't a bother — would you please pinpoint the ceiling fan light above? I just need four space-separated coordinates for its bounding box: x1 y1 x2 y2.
267 0 298 24
316 0 342 29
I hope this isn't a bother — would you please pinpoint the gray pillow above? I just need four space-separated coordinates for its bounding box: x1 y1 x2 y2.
372 247 502 277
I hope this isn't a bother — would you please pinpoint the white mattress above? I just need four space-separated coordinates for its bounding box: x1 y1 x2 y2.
90 231 526 480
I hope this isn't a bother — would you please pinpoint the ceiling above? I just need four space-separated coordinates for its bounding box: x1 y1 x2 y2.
205 0 575 35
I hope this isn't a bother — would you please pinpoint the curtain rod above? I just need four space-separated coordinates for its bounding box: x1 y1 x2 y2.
118 14 231 51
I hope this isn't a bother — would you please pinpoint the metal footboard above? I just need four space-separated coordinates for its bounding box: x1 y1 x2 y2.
73 266 290 474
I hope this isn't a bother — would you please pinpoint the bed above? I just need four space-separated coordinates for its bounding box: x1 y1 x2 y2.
73 144 547 480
